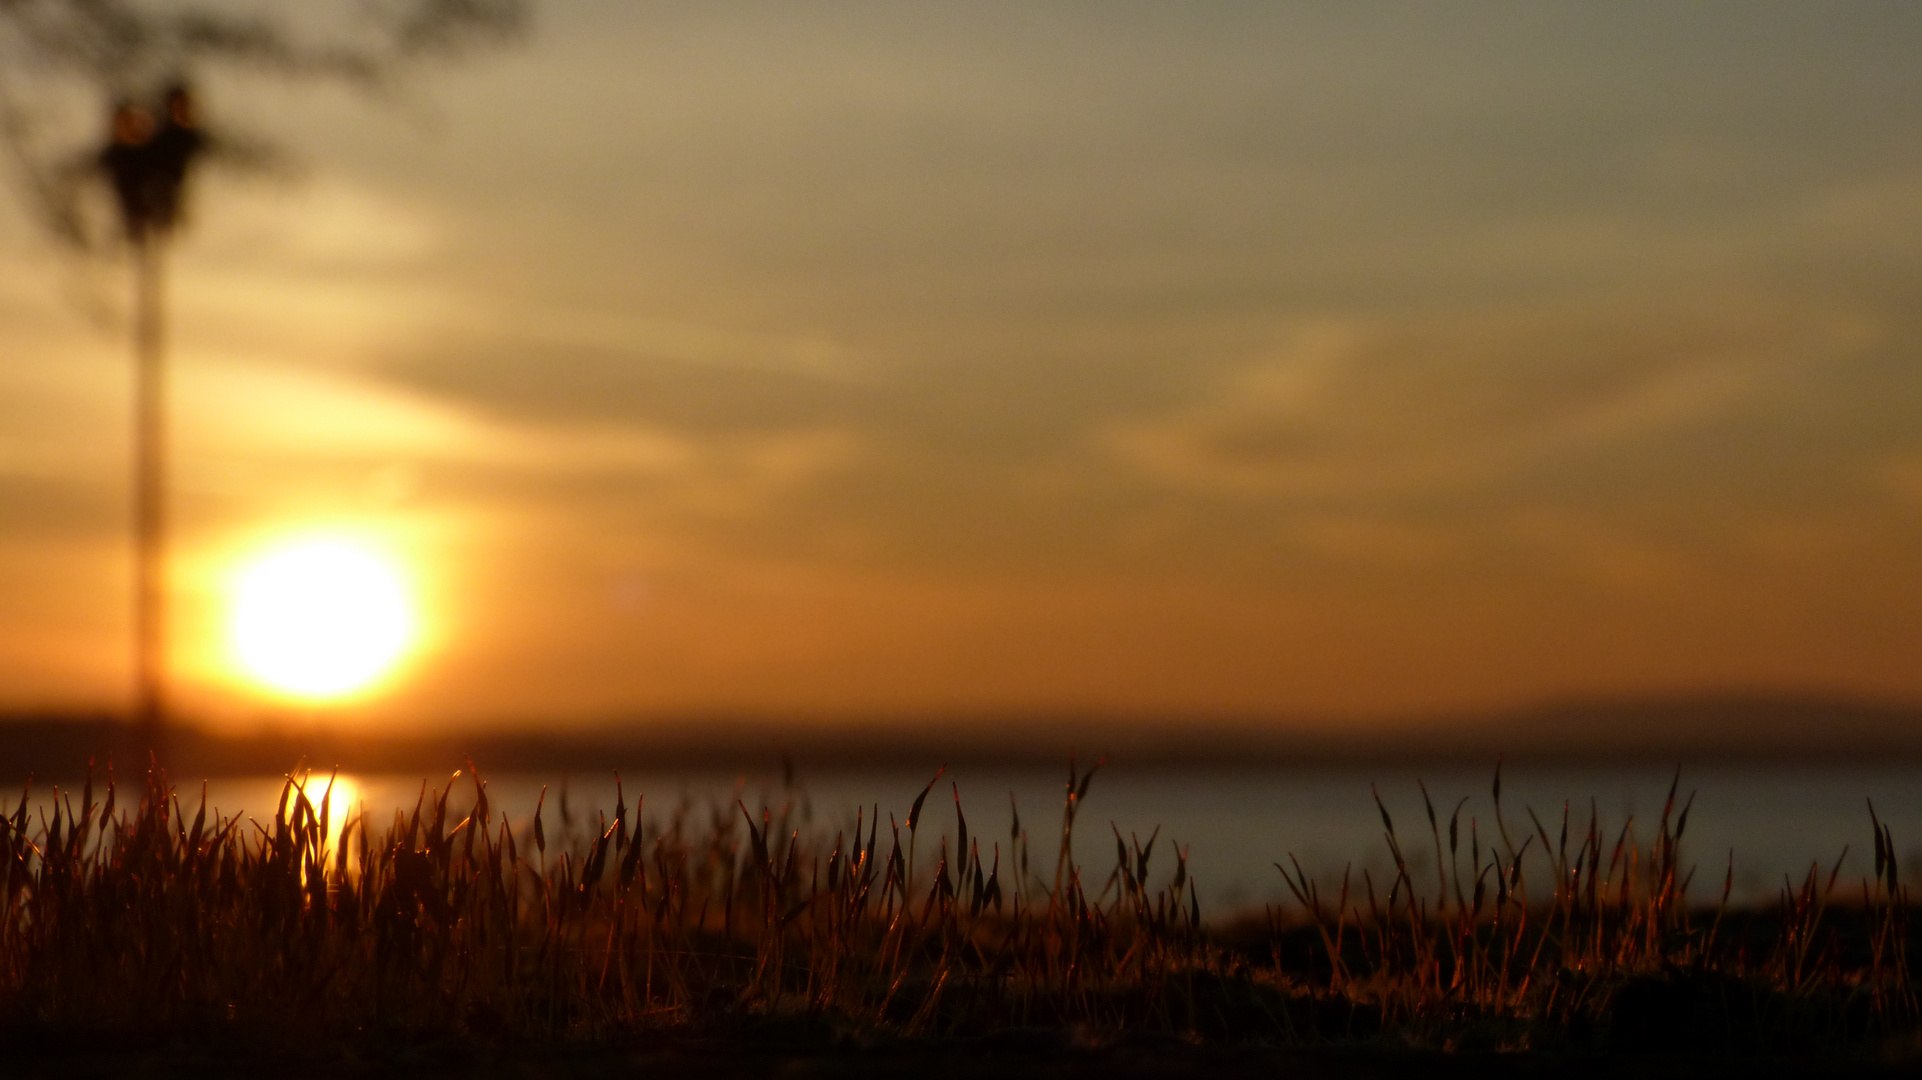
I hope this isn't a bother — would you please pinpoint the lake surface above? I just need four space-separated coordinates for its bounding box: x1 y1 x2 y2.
45 762 1922 914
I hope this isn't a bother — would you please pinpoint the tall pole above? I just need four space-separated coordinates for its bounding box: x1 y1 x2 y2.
132 233 166 753
112 82 201 760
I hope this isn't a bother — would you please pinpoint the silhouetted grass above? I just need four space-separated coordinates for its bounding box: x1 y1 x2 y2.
0 757 1915 1068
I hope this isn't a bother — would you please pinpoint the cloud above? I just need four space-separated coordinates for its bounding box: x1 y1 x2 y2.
461 303 867 382
178 356 503 465
502 424 867 519
187 177 442 268
1799 173 1922 254
172 355 864 517
1100 299 1876 503
1496 509 1695 592
1279 514 1460 567
1879 455 1922 505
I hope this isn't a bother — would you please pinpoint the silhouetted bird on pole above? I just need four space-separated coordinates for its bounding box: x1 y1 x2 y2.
97 82 206 755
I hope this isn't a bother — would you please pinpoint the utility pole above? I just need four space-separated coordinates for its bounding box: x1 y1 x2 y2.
101 87 203 755
132 229 166 748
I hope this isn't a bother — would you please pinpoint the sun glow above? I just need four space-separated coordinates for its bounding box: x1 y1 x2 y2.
231 538 417 701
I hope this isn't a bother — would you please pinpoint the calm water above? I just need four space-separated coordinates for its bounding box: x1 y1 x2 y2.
46 763 1922 914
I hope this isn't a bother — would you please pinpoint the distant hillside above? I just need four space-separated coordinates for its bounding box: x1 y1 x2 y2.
0 694 1918 780
1461 694 1922 760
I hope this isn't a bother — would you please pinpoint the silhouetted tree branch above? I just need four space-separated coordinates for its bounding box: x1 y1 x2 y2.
0 0 528 249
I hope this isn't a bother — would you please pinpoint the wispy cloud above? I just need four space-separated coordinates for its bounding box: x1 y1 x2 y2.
1878 454 1922 506
460 304 867 382
189 177 443 269
171 355 864 520
1100 298 1877 503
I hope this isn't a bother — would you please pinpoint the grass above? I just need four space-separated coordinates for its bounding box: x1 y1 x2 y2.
0 755 1916 1067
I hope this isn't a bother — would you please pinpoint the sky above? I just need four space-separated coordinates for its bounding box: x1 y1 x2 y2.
2 1 1920 734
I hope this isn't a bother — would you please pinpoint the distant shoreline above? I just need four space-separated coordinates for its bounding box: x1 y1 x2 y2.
2 692 1920 780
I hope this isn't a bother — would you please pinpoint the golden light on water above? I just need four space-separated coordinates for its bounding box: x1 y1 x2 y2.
285 772 363 854
230 538 417 701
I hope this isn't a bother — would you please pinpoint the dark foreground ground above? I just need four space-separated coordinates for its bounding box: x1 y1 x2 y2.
10 1032 1922 1080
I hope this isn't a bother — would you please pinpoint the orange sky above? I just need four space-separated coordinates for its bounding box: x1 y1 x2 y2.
2 3 1920 732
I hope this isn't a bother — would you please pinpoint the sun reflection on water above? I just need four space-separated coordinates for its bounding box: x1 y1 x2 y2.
283 772 363 856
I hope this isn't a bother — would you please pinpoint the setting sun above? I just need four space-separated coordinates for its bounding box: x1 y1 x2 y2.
231 538 416 701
